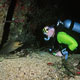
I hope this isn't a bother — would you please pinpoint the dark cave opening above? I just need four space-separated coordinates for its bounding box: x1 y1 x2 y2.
32 0 80 48
0 0 80 50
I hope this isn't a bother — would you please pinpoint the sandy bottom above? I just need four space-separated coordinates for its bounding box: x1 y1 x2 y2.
0 51 80 80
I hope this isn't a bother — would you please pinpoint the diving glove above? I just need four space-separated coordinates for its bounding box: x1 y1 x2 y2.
52 51 63 57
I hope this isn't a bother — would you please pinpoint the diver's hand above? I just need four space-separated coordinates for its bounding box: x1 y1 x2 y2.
44 37 50 41
53 51 63 57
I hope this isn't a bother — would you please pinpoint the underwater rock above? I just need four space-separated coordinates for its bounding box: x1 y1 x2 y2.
62 54 80 75
0 1 9 44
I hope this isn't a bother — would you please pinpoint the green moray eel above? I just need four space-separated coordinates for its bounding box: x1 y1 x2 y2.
0 40 23 54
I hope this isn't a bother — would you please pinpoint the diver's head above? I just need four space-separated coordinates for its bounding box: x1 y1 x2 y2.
43 26 55 38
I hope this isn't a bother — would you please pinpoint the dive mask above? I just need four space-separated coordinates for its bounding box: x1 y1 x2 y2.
43 26 49 34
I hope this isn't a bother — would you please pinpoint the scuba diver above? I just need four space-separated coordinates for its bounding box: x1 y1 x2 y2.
42 19 80 60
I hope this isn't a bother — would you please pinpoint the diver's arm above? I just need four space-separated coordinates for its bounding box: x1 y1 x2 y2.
61 48 69 60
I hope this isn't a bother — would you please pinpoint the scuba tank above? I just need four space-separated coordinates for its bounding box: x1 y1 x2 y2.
57 19 80 33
